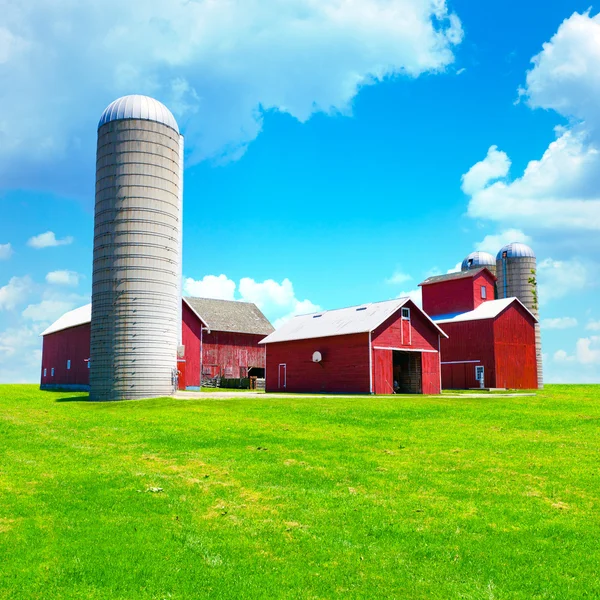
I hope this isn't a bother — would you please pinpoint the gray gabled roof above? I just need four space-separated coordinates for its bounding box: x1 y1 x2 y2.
184 297 274 335
419 267 496 286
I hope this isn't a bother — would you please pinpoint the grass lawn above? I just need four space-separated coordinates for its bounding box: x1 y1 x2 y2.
1 384 599 599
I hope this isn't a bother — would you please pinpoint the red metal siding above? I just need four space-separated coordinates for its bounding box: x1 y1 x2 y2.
493 304 537 389
422 271 496 317
265 333 371 394
439 320 496 389
40 324 91 388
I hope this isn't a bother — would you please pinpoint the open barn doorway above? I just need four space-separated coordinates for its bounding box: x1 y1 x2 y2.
393 351 422 394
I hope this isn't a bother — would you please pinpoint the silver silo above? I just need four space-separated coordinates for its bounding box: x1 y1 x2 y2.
496 242 542 389
90 95 182 400
461 251 496 276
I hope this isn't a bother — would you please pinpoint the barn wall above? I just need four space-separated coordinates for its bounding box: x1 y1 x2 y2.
493 305 537 389
371 301 439 351
202 331 267 380
181 301 203 388
439 320 496 389
265 333 370 394
472 272 496 309
422 271 496 317
422 278 476 317
40 324 91 390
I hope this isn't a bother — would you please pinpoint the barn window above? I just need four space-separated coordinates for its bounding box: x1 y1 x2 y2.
43 368 47 377
87 361 91 369
481 286 487 299
225 366 233 377
51 368 55 377
401 307 410 320
67 360 71 370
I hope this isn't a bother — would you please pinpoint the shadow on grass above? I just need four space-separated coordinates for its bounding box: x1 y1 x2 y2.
55 395 90 403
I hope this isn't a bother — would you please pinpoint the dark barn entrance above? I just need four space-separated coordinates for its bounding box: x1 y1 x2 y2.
393 351 422 394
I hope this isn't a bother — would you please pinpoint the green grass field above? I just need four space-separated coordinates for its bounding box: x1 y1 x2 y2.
1 384 599 599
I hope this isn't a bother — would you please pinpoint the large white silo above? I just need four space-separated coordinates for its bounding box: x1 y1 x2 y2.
90 95 183 400
496 242 543 389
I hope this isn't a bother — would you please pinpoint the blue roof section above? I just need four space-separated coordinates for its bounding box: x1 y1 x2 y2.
431 311 464 321
496 242 535 260
98 95 179 133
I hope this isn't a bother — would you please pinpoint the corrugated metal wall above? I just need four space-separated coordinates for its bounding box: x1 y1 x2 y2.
90 119 182 400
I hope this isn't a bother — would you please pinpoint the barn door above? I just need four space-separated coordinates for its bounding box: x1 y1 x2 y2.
278 364 287 390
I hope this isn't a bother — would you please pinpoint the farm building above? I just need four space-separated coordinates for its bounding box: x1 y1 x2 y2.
259 298 447 395
40 298 273 392
419 269 538 389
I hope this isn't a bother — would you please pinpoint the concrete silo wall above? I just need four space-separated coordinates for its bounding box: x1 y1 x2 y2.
90 119 182 400
496 256 543 389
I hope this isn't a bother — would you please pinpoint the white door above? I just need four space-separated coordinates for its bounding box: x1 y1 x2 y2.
278 364 287 390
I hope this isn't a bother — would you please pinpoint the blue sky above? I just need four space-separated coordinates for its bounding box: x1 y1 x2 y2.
1 0 599 383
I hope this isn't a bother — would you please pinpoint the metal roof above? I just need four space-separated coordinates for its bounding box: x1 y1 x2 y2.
419 267 496 286
432 298 537 324
260 298 447 345
496 242 536 260
461 251 495 271
40 303 91 336
98 95 179 133
183 297 274 335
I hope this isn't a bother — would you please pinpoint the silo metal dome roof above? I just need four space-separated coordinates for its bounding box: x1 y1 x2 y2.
98 95 179 133
461 251 495 271
496 242 536 259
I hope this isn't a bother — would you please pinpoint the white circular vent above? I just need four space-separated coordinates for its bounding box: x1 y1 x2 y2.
312 351 322 363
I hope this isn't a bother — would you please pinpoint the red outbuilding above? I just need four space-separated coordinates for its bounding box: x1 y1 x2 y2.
260 298 447 395
40 297 273 391
419 269 538 389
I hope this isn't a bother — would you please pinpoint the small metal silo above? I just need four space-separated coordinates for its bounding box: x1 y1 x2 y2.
90 95 183 400
496 242 543 389
461 251 496 276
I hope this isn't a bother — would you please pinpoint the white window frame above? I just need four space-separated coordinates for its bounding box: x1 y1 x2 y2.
401 307 411 320
43 368 47 377
481 285 487 299
51 368 55 377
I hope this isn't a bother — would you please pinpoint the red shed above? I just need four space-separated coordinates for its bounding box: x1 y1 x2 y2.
433 298 538 389
260 298 447 395
420 268 497 317
40 297 273 392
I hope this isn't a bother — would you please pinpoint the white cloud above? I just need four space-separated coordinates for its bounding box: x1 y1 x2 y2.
537 257 587 303
540 317 578 330
183 273 320 327
397 287 422 307
475 229 531 255
462 13 600 238
385 271 412 284
0 276 33 310
45 270 80 286
22 299 81 323
239 277 321 327
446 263 461 274
553 349 574 363
586 319 600 331
547 335 600 383
553 336 600 366
183 274 236 300
27 231 73 249
461 145 510 195
0 0 462 194
0 243 13 260
0 325 42 384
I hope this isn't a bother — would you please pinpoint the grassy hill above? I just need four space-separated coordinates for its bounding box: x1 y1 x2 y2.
1 384 599 599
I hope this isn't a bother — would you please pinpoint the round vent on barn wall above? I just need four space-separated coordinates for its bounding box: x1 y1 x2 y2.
312 351 322 363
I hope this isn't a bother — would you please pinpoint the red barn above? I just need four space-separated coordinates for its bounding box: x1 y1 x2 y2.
40 298 273 392
260 298 447 395
421 267 497 317
419 269 538 389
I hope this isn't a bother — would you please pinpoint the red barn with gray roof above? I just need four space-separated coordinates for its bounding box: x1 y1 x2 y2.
260 298 447 395
40 298 273 391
